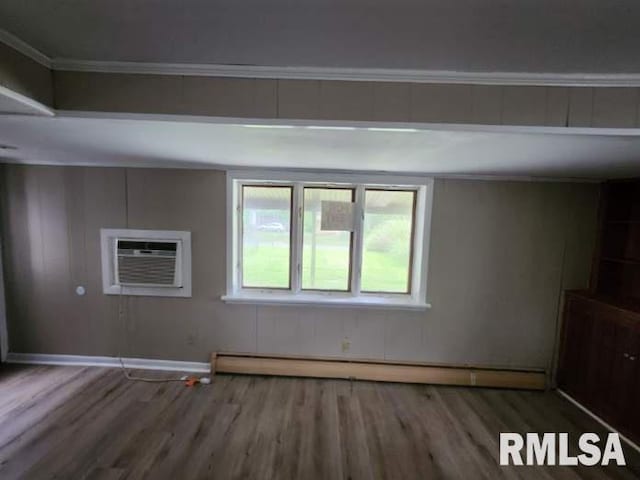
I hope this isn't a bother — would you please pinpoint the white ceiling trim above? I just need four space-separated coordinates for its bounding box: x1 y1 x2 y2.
56 110 640 137
0 155 599 184
0 85 55 116
2 28 640 87
0 29 51 68
51 58 640 87
0 112 624 182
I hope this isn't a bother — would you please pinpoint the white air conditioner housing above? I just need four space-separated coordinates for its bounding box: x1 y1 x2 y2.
101 229 191 297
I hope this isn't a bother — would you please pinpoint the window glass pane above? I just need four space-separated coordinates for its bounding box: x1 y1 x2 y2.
302 188 353 291
242 186 291 288
361 190 415 293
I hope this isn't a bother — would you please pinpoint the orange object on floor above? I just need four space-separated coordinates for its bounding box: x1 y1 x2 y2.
184 376 199 387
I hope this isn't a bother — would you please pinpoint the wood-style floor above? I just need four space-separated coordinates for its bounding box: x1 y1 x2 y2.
0 365 638 480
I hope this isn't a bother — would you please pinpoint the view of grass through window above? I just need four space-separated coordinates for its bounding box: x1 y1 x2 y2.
241 185 416 293
302 188 353 290
242 186 291 288
361 190 415 293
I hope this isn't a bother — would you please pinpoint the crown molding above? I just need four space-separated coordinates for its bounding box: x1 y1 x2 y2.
2 29 640 87
0 28 51 68
51 58 640 87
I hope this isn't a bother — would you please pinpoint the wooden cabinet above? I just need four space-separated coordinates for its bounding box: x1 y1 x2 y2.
558 179 640 442
558 292 640 444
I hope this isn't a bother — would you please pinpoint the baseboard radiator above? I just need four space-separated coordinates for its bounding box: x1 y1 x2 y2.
211 353 546 390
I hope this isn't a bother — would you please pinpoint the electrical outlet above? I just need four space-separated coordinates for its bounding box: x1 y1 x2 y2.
186 334 196 346
341 338 351 353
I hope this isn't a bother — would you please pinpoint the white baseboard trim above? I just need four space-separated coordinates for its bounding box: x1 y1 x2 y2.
557 389 640 454
5 352 210 374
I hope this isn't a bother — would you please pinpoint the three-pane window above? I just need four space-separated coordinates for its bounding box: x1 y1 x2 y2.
238 181 419 296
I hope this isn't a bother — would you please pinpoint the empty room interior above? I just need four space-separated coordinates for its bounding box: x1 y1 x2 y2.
1 1 640 479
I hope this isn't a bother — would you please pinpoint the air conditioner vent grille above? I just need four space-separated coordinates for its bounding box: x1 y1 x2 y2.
116 238 179 287
117 255 177 286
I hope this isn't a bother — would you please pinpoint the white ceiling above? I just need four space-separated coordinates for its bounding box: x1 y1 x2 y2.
1 0 640 73
1 114 640 179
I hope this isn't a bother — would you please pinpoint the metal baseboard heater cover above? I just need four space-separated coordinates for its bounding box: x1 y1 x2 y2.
210 353 546 390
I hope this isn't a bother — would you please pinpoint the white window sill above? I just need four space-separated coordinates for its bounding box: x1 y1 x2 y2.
221 293 431 311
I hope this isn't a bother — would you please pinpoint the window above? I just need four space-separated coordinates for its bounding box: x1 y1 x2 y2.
361 189 416 293
225 172 433 309
241 185 292 289
302 187 354 291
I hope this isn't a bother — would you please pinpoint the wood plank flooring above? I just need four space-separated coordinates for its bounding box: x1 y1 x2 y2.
0 364 638 480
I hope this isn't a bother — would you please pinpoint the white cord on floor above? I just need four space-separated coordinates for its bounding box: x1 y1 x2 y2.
117 287 185 383
118 357 185 383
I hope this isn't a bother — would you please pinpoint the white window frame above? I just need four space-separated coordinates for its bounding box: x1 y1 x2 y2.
222 170 433 310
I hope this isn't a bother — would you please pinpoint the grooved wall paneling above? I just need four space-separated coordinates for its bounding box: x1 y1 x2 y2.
51 71 640 129
0 164 599 370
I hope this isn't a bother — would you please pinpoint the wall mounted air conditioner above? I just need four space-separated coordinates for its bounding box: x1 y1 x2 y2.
101 229 191 297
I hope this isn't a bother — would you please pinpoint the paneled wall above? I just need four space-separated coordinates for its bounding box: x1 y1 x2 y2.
1 37 640 128
0 165 599 371
54 71 640 128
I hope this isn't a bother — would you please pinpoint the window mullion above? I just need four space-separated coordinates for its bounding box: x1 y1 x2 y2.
291 183 303 293
236 182 244 292
351 185 365 296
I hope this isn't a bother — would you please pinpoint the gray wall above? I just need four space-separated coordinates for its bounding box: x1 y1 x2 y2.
54 72 640 129
0 164 599 372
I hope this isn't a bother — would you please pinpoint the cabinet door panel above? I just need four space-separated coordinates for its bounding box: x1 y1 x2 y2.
588 314 618 418
558 302 593 401
630 329 640 444
558 303 580 394
617 327 640 438
574 311 595 400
